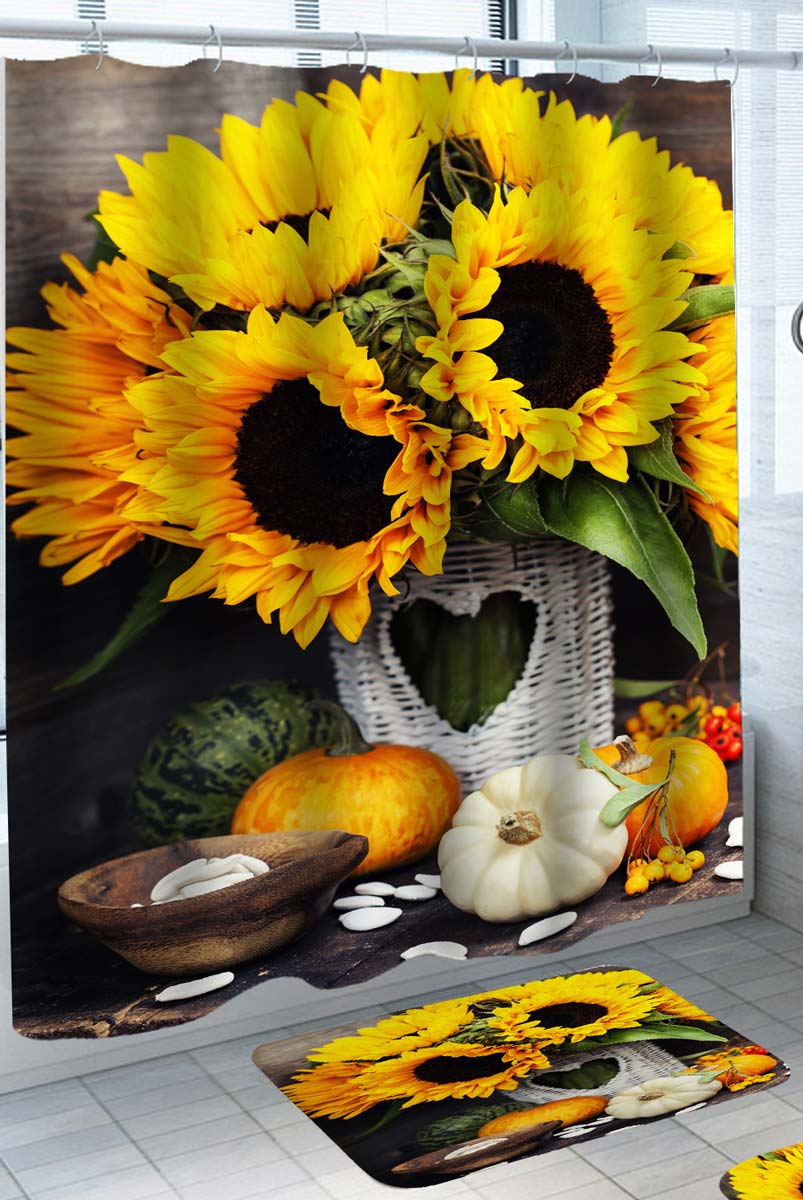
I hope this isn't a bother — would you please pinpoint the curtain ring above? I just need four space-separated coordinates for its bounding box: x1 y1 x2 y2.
647 44 663 86
792 302 803 355
555 39 578 84
715 48 739 87
202 25 223 73
455 35 479 78
347 32 369 74
87 20 105 70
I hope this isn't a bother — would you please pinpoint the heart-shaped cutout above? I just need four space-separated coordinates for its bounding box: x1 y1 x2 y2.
391 590 538 732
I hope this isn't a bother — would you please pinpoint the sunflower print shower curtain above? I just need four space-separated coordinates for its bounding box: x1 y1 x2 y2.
5 57 741 1037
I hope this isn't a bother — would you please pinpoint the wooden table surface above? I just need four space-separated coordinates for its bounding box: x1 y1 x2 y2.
12 763 743 1039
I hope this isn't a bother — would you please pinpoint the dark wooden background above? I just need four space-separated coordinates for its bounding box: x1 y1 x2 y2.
5 59 739 1034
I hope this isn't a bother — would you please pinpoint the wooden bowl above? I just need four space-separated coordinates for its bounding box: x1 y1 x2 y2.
57 831 368 977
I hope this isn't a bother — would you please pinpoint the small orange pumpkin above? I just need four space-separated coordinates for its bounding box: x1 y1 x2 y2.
232 702 460 876
594 735 728 856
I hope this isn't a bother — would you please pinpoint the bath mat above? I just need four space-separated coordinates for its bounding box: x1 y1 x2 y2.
721 1141 803 1197
253 966 788 1187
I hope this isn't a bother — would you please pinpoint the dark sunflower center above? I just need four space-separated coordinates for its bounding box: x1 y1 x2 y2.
234 379 397 548
479 261 615 409
414 1053 510 1084
262 209 330 239
528 1002 609 1028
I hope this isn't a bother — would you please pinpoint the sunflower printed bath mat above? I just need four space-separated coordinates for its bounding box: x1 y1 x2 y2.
253 966 788 1187
721 1141 803 1198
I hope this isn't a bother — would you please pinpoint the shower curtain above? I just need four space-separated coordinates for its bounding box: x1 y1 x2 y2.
4 56 741 1037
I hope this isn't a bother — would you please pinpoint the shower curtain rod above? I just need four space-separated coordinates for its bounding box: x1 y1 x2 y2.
0 20 800 72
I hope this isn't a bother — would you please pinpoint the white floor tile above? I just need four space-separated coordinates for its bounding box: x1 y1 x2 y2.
154 1132 289 1189
174 1156 309 1200
4 1122 130 1172
119 1094 242 1142
616 1146 731 1198
101 1077 225 1123
16 1144 147 1195
83 1056 206 1103
137 1112 263 1162
0 1164 22 1200
29 1163 174 1200
718 1115 803 1162
0 1101 112 1152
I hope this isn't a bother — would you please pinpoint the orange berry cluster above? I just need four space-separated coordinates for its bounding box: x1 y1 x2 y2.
624 845 705 895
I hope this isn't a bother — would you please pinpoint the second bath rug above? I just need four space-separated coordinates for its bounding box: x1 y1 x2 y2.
253 965 788 1187
721 1141 803 1197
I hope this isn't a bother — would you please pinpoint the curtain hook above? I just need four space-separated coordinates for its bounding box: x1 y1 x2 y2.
793 51 801 70
455 35 479 79
647 44 663 86
347 32 369 74
636 47 653 76
202 25 223 73
715 48 739 87
555 39 578 84
792 302 803 355
87 20 105 70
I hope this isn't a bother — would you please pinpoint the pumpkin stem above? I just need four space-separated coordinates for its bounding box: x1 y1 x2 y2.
305 700 375 758
497 810 542 845
610 735 654 776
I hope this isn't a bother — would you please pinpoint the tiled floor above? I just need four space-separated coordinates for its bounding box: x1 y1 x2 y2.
3 912 803 1199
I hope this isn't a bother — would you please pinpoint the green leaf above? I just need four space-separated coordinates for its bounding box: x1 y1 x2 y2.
481 480 549 539
537 1058 620 1090
579 738 665 827
668 284 735 332
629 419 712 500
83 211 119 271
569 1024 726 1053
56 548 197 690
540 473 707 659
614 678 676 699
610 100 632 140
663 240 697 260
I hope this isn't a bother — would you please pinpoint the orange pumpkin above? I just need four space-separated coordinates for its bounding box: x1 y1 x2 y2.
232 702 460 876
594 735 728 856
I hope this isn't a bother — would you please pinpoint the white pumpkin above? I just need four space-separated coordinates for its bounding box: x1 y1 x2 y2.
606 1074 722 1120
437 754 626 923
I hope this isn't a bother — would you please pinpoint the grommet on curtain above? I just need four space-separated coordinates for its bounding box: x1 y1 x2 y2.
346 32 369 74
791 302 803 355
455 35 479 79
86 20 105 70
202 25 223 73
555 39 579 84
714 48 740 87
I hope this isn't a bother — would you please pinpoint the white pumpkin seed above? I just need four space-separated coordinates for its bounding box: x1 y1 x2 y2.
179 872 252 899
726 817 744 848
225 853 270 875
715 860 744 881
354 881 396 896
394 884 437 902
333 895 385 910
130 902 144 908
400 941 468 961
518 911 578 947
154 972 235 1003
414 873 441 889
444 1138 508 1160
150 857 242 902
339 906 402 931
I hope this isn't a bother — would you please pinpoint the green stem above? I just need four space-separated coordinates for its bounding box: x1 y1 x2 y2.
340 1100 404 1146
306 700 374 758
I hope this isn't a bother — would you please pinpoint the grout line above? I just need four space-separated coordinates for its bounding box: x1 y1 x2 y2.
86 1093 182 1200
0 1154 34 1200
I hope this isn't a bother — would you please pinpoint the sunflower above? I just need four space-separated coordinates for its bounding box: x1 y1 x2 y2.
6 253 193 583
97 93 427 314
307 1002 474 1064
674 315 737 553
341 71 733 283
648 987 715 1023
126 306 468 647
282 1060 376 1121
418 183 703 482
483 970 660 1047
726 1143 803 1200
351 1041 550 1109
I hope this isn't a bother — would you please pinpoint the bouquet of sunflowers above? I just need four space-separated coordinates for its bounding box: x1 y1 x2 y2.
7 70 735 663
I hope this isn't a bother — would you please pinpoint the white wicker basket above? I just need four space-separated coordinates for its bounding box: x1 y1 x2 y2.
329 540 615 794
